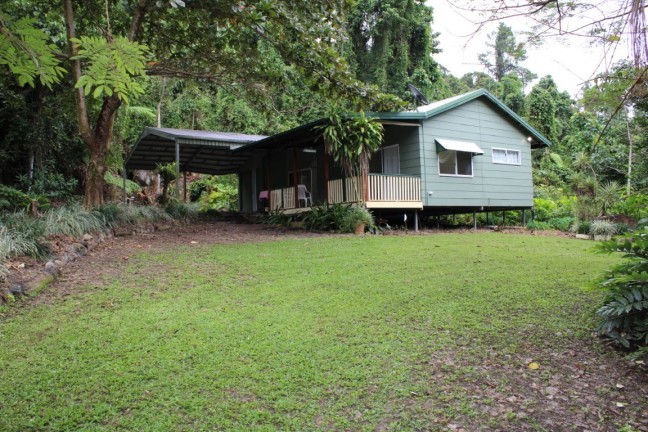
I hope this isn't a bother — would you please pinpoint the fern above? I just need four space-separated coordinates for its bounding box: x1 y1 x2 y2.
70 36 148 103
0 14 66 87
592 228 648 349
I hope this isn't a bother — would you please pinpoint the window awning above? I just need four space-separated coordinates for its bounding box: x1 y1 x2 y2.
436 138 484 155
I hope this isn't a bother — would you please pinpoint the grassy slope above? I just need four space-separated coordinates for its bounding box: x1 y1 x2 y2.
0 233 618 431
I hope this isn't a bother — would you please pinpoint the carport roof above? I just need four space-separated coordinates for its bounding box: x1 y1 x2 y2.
125 127 267 175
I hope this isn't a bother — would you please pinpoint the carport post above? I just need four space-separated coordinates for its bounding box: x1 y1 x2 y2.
122 163 127 204
183 171 187 202
175 141 180 199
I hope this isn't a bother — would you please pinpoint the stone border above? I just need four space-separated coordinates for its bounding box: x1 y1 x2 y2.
0 222 175 306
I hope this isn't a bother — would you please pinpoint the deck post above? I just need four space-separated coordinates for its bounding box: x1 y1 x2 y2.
323 143 329 203
414 210 419 232
293 147 299 208
473 210 477 230
266 151 272 211
175 141 180 199
502 211 505 226
522 209 527 227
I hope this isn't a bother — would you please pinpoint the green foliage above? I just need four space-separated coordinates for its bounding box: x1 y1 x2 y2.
104 171 140 195
572 220 592 235
70 36 148 104
0 184 49 212
165 202 199 221
613 194 648 220
303 202 373 233
188 175 238 211
590 220 617 237
16 171 79 200
339 206 374 233
478 23 535 84
0 14 66 88
347 0 445 102
320 111 384 180
0 211 47 262
156 162 178 205
265 210 292 227
592 228 648 349
43 204 106 237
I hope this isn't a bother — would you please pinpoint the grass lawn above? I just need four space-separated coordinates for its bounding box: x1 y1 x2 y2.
0 233 628 430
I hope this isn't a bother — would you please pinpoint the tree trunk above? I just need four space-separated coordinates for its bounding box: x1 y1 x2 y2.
64 0 148 208
83 152 108 208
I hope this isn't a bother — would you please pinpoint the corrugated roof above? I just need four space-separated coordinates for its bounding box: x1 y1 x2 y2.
125 127 267 175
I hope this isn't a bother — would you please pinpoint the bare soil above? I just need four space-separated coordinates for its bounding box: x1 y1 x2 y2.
2 219 647 431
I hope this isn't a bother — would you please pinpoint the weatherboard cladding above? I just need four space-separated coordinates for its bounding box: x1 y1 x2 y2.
421 98 533 208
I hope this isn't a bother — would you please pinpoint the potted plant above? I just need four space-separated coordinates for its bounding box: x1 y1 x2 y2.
590 220 617 241
341 206 374 234
571 220 592 240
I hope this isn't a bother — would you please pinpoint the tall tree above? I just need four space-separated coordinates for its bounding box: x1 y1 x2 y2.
1 0 404 207
347 0 447 102
478 22 536 84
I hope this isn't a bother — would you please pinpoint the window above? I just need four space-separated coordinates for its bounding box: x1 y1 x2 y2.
439 150 473 176
492 148 521 165
382 145 400 174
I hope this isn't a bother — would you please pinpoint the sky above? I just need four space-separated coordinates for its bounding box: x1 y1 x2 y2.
431 1 630 97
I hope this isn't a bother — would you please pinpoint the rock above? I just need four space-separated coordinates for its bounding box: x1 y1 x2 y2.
113 227 133 237
156 224 173 231
54 259 65 267
72 243 87 256
44 261 58 275
82 234 93 241
9 283 24 297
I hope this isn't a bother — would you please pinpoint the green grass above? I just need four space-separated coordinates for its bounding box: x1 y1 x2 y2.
0 233 618 431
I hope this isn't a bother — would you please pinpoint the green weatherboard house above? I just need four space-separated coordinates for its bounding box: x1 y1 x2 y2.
128 89 551 222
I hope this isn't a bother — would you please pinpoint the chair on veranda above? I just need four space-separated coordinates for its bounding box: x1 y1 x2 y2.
297 184 312 207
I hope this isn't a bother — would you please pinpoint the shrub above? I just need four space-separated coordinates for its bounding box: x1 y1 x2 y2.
614 194 648 220
266 210 292 227
303 203 355 231
533 197 557 222
589 220 617 238
0 184 50 213
165 202 199 221
43 204 106 237
571 220 591 235
339 206 374 234
16 171 79 200
526 221 552 230
592 228 648 350
104 172 141 195
548 216 575 232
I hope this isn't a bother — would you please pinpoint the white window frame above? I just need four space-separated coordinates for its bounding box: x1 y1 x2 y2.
438 150 474 177
492 148 521 165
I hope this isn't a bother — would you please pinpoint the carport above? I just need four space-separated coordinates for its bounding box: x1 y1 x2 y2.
124 127 267 200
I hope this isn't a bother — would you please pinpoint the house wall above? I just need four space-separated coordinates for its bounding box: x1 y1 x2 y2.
381 125 421 176
421 98 533 208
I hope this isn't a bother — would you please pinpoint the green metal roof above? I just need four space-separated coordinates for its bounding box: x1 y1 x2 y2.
371 89 552 148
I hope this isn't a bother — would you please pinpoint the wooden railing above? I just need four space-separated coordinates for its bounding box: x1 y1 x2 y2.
367 174 421 203
269 187 295 210
327 174 421 208
270 174 421 211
